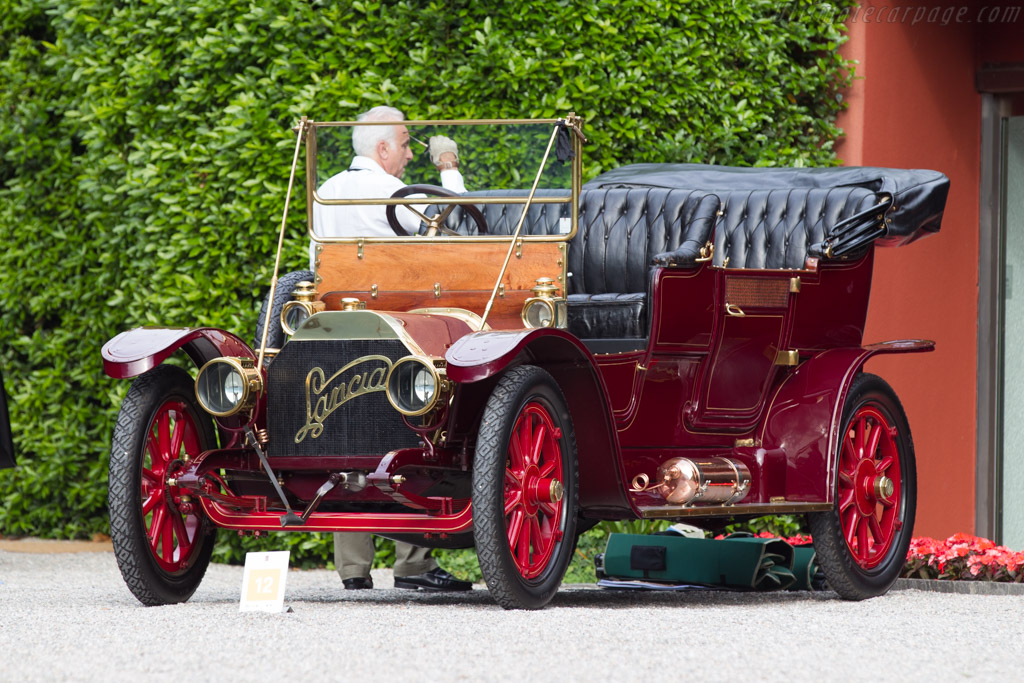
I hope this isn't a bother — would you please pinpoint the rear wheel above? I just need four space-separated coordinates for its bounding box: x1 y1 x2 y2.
809 372 916 600
109 365 217 605
473 365 578 610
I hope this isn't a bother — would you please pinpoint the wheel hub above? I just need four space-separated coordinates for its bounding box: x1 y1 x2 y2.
854 458 879 516
521 464 542 516
526 475 562 508
873 475 894 504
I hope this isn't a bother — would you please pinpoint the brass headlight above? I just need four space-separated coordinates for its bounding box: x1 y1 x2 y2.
523 298 556 328
280 280 325 336
386 357 446 416
522 277 566 329
195 357 263 417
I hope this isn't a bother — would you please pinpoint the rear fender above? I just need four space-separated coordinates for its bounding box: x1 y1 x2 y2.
101 327 255 379
446 329 633 517
760 340 934 504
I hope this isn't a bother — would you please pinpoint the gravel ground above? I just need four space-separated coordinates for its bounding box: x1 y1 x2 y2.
2 549 1023 682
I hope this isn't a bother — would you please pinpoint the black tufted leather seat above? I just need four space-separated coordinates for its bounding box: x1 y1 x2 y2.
434 189 572 236
566 188 719 338
710 187 881 269
439 188 720 339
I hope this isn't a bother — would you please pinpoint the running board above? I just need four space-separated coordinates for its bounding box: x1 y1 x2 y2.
638 502 832 519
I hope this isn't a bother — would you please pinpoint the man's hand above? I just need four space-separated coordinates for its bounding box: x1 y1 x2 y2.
429 135 459 171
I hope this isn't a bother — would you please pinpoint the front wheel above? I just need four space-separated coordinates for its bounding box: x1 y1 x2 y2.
109 365 218 605
809 372 916 600
473 365 578 609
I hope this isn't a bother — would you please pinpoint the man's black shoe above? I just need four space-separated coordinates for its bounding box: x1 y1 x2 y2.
343 577 373 590
393 567 472 592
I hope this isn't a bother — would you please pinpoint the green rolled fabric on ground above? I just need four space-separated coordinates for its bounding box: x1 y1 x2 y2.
791 545 827 591
602 533 797 591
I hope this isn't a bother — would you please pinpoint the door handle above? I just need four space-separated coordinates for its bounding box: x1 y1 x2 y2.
726 303 745 317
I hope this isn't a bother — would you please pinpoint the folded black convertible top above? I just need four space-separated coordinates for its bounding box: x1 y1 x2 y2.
584 163 950 248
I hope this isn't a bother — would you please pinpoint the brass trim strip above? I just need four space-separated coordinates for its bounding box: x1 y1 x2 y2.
314 233 573 244
775 349 800 366
312 118 562 127
312 194 571 207
638 503 832 519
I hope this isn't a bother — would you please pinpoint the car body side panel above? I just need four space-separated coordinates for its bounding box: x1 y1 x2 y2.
759 340 935 504
101 327 254 379
446 328 634 517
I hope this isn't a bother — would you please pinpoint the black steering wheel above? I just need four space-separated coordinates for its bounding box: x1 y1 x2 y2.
385 184 489 237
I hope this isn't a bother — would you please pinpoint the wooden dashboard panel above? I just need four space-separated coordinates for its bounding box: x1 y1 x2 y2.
315 241 566 330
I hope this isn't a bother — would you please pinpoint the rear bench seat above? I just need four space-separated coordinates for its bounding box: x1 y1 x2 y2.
443 184 881 340
567 185 882 338
710 186 882 269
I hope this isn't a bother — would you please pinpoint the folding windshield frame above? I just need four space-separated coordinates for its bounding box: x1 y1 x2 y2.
304 117 584 244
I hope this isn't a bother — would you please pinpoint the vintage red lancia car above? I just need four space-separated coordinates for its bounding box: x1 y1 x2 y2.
101 115 948 609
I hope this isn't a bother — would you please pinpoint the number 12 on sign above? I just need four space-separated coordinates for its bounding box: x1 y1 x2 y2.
239 551 290 612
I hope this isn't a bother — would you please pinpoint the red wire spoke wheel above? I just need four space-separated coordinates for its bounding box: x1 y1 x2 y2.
140 399 204 573
474 365 578 610
836 404 902 569
503 401 565 578
109 366 217 605
810 372 916 600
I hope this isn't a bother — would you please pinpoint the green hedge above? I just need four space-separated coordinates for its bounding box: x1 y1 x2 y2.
0 0 852 568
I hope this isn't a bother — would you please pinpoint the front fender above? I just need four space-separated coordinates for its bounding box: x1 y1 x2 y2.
760 339 934 504
446 328 633 517
101 327 254 379
446 328 591 382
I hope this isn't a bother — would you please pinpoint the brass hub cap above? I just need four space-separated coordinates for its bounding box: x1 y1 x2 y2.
873 475 895 504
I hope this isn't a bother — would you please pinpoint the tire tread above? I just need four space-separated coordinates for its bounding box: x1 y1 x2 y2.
809 372 916 601
473 365 578 610
108 365 216 606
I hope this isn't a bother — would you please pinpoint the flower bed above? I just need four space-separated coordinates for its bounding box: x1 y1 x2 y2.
902 533 1024 582
733 531 1024 583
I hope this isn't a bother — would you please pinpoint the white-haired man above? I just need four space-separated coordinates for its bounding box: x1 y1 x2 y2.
309 105 465 268
317 105 471 592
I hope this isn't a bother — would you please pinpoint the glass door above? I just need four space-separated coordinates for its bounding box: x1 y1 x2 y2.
1000 116 1024 549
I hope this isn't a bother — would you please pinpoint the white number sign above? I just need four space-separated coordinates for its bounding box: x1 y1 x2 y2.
239 550 290 613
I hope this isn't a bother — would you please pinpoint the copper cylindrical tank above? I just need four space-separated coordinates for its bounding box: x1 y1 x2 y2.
655 457 751 505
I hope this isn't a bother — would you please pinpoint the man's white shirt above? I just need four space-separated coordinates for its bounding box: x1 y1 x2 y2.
309 156 466 268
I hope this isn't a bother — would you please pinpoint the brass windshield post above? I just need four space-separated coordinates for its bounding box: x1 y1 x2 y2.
258 116 309 373
478 122 563 331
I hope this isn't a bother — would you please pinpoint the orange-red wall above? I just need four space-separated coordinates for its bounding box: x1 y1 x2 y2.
839 2 1024 538
838 3 981 538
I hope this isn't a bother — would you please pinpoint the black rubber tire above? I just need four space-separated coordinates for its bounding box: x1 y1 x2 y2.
108 365 218 606
473 365 578 610
808 372 916 600
253 269 314 349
